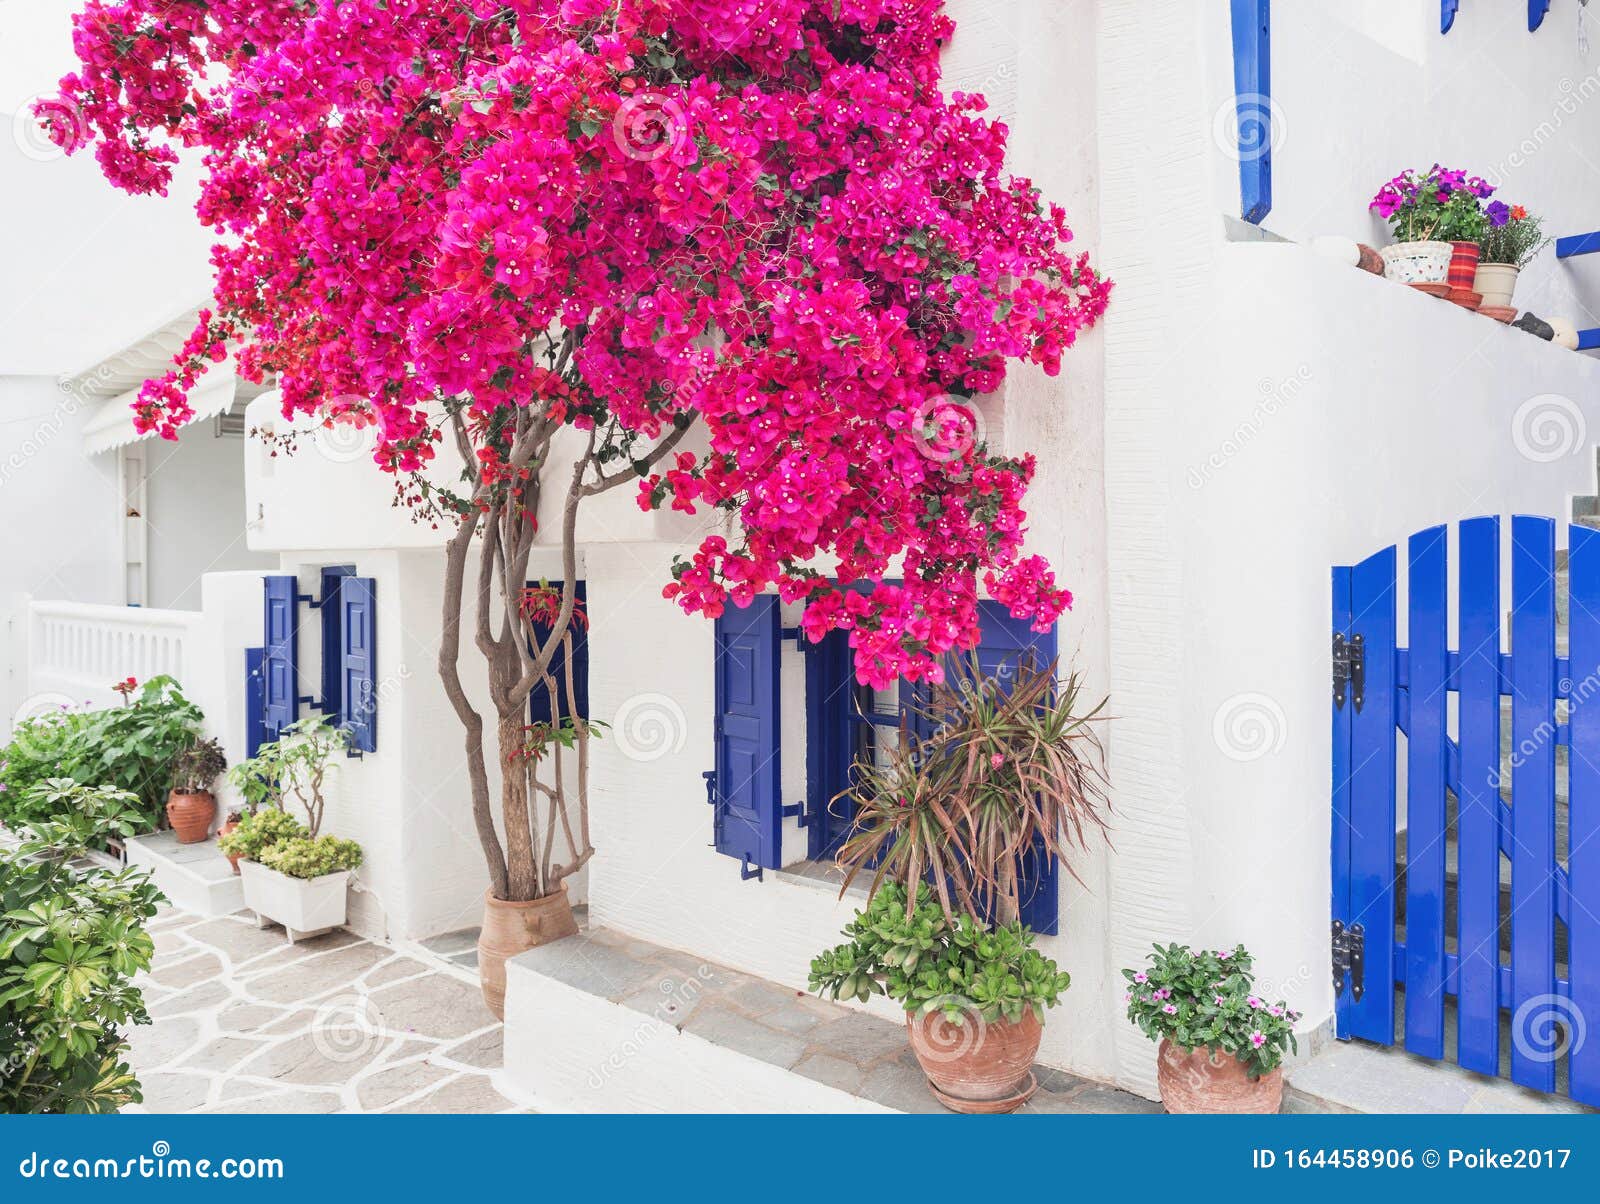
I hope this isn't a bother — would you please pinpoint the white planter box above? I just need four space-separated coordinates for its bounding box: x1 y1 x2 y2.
239 860 351 941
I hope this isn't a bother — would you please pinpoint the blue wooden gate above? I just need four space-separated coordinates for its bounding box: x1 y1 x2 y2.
1333 516 1599 1105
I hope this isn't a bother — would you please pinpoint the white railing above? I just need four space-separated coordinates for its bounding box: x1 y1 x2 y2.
24 600 202 712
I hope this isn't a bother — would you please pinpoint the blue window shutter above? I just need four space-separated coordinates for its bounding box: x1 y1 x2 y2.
262 575 300 739
340 576 377 753
528 581 588 725
245 646 269 758
975 602 1061 935
713 596 782 874
319 566 355 720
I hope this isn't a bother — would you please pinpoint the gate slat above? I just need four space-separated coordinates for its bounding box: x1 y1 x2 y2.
1510 515 1558 1093
1456 516 1501 1076
1332 567 1354 1037
1405 526 1449 1058
1568 523 1600 1105
1349 544 1398 1045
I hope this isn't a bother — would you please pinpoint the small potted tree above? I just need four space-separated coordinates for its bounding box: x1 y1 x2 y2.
1123 942 1299 1113
1474 203 1547 320
808 656 1110 1113
219 717 363 941
166 737 227 844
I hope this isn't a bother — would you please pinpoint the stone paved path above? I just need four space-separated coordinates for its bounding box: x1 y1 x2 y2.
126 905 523 1114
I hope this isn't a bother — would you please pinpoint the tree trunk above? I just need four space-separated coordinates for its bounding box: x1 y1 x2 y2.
497 711 540 900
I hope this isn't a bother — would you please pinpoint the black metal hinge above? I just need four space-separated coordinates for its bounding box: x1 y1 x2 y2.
1332 632 1365 712
1331 919 1366 1002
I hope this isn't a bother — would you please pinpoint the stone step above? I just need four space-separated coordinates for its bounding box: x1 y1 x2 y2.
1287 1030 1592 1114
125 830 245 918
499 925 1157 1114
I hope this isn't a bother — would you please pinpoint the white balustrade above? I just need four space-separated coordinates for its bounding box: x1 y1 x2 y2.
22 600 201 715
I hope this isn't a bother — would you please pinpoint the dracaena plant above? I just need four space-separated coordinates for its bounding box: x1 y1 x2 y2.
1123 942 1300 1079
809 882 1072 1025
835 656 1110 925
48 1 1109 906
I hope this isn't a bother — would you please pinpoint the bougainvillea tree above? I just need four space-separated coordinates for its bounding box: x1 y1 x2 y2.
46 1 1109 909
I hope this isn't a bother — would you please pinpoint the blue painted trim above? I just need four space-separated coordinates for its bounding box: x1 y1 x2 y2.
244 647 269 759
319 565 356 719
1530 0 1551 32
1441 0 1458 34
1229 0 1272 224
1556 231 1600 257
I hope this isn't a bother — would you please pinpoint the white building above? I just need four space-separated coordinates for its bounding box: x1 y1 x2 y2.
6 2 1600 1111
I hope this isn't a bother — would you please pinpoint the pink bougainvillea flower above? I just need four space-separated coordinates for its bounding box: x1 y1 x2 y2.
50 1 1109 686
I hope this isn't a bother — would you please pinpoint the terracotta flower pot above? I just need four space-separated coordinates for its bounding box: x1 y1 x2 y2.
905 1005 1041 1113
166 790 217 845
1156 1037 1283 1113
1473 262 1519 309
477 885 580 1019
217 818 242 874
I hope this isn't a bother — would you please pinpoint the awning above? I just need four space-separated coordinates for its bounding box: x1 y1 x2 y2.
81 369 239 455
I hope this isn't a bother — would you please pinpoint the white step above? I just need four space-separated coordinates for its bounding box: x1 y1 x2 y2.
126 830 245 917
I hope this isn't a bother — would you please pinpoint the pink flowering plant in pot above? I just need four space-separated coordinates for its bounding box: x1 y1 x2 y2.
1123 942 1299 1114
1370 165 1496 286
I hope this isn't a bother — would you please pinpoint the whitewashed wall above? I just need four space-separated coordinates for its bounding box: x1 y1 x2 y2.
0 376 122 736
143 427 274 610
1097 1 1600 1097
1204 0 1600 327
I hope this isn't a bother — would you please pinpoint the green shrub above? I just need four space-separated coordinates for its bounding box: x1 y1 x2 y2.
0 711 92 831
1122 942 1300 1079
0 676 205 835
216 807 306 862
809 883 1072 1026
0 783 163 1113
258 835 363 880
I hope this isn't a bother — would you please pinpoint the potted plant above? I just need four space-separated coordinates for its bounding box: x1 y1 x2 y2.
1370 165 1495 300
808 655 1110 1113
812 883 1072 1112
165 737 226 844
1123 942 1299 1113
1474 203 1547 320
219 717 363 940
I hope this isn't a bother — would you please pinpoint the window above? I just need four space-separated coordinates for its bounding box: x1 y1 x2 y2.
528 580 589 725
708 594 1061 930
